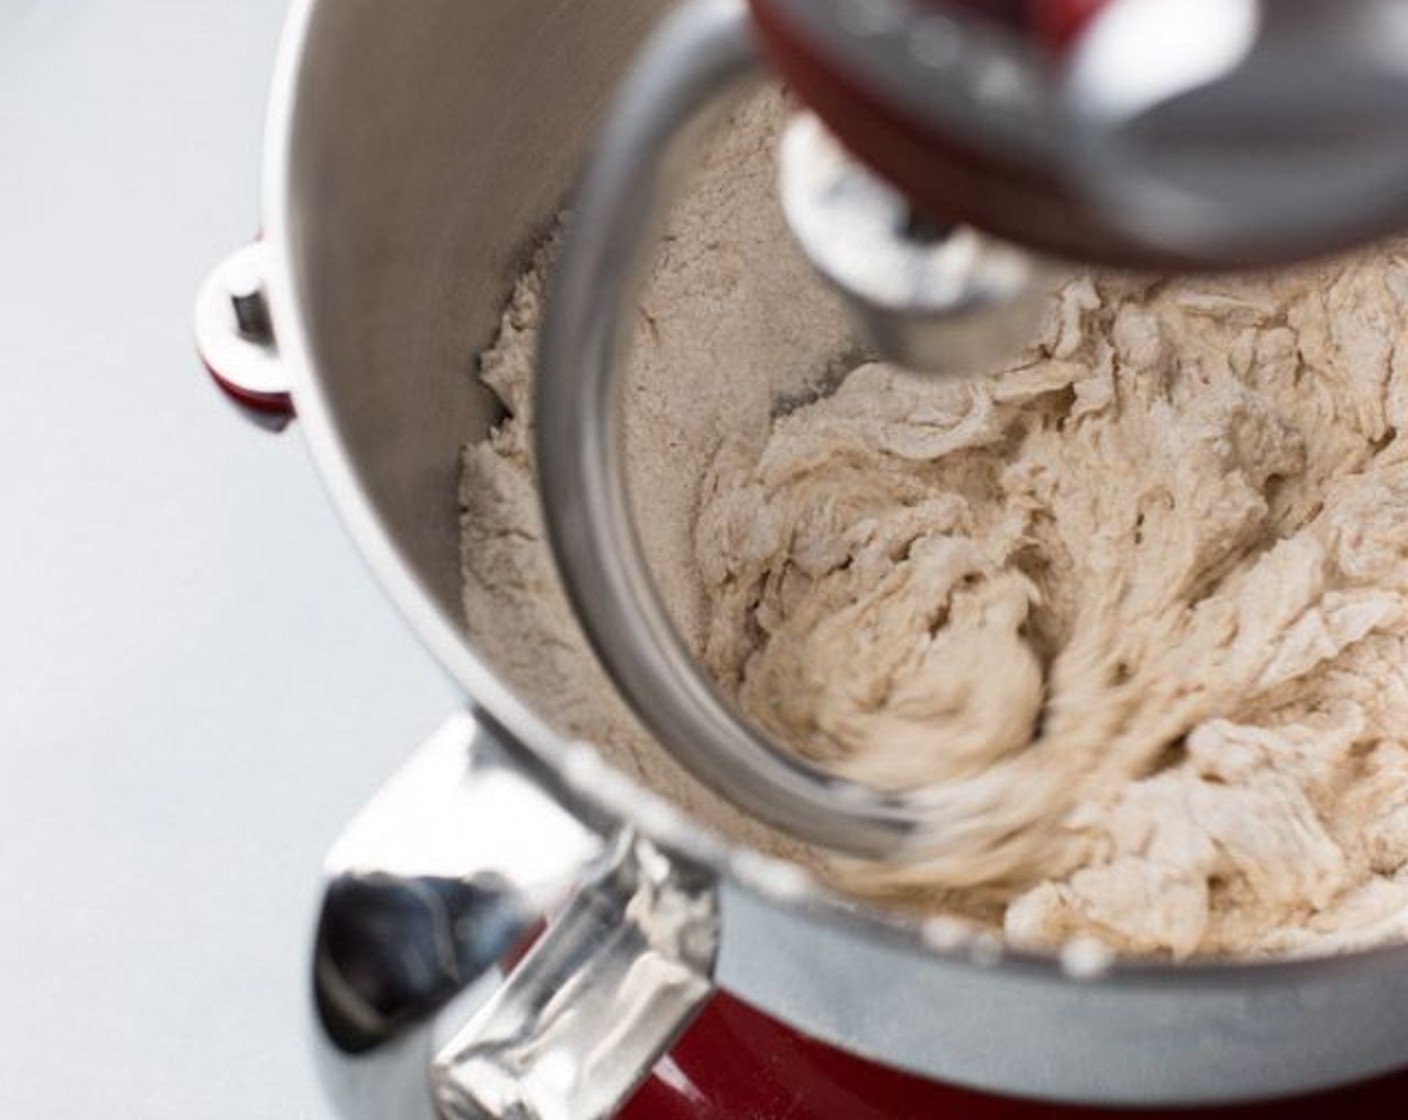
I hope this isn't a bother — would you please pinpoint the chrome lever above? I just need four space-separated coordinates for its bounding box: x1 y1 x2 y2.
312 715 720 1120
433 834 718 1120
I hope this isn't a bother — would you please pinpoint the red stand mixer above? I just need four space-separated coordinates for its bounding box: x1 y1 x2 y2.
195 1 1408 1117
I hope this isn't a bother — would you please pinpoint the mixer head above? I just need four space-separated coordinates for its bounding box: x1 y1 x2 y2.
535 0 1408 863
766 0 1408 369
761 0 1408 262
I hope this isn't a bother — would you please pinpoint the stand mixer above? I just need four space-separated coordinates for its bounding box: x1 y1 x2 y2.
195 0 1408 1115
537 0 1408 859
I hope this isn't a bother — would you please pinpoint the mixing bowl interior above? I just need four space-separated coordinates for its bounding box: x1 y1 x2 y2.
282 0 668 626
281 0 870 847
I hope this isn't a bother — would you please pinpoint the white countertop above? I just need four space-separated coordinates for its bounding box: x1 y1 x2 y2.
0 3 459 1114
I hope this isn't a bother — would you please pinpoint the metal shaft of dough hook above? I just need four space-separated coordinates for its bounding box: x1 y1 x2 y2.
536 0 926 860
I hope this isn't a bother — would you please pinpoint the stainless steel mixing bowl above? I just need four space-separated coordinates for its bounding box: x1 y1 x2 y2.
196 2 1408 1117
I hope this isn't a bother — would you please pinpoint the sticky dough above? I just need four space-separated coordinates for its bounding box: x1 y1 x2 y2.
698 263 1408 958
461 91 1408 959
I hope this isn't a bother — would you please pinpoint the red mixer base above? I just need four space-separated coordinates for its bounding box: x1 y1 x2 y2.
622 993 1405 1119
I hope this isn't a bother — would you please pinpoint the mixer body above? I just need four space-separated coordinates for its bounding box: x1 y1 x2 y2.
204 0 1408 1115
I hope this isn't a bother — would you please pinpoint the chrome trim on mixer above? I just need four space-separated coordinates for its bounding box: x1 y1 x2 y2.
312 715 719 1120
434 834 718 1120
312 715 606 1057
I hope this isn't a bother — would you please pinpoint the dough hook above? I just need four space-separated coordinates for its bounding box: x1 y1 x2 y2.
537 0 1408 860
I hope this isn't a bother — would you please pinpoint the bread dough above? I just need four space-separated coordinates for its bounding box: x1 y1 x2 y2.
461 92 1408 959
698 263 1408 957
